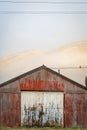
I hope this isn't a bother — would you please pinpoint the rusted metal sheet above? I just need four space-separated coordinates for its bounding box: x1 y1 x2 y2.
0 80 20 93
65 93 87 127
20 70 64 91
0 93 21 127
64 80 87 93
21 91 63 127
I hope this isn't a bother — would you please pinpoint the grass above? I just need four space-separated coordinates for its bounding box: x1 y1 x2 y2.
0 126 87 130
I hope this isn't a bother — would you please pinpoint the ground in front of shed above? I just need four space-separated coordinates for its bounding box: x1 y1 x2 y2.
0 126 87 130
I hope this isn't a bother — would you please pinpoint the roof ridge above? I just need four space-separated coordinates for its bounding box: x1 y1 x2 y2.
0 64 87 91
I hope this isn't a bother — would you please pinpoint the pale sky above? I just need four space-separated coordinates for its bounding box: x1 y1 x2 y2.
0 0 87 56
0 0 87 85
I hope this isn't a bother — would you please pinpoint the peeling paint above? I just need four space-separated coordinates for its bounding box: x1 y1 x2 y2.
21 92 63 127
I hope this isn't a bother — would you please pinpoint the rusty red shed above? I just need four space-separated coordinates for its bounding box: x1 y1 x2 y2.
0 65 87 127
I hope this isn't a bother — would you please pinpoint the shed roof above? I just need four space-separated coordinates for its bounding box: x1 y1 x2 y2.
0 65 87 90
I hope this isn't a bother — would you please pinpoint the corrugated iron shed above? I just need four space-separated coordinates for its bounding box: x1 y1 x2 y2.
0 65 87 127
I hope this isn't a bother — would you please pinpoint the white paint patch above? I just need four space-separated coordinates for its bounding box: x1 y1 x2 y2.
21 91 63 127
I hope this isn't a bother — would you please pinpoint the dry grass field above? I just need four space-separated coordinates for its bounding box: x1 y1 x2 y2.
0 126 87 130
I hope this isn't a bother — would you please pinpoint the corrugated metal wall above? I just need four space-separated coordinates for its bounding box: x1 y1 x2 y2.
21 91 63 127
0 93 20 126
0 81 21 126
65 93 87 127
64 80 87 127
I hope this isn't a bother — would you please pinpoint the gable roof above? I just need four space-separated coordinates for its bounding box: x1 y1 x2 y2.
0 65 87 90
